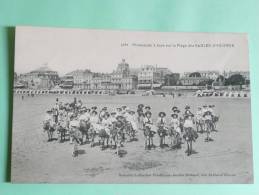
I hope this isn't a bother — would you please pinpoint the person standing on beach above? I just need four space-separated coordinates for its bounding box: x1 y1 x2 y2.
203 111 213 142
53 102 59 124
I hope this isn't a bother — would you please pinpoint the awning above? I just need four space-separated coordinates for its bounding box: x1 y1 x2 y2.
152 83 162 88
137 84 151 88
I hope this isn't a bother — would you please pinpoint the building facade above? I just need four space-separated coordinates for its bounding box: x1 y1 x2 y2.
60 75 74 89
121 76 138 90
109 59 137 91
19 65 59 89
65 69 93 89
137 65 171 89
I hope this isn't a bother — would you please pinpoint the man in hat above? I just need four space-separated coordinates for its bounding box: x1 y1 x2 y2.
52 102 59 124
183 112 194 129
143 111 156 132
156 112 167 147
145 106 151 113
99 107 108 122
203 110 213 141
157 112 167 126
184 105 193 119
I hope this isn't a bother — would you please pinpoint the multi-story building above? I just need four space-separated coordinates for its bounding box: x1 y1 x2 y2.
110 59 137 91
60 75 74 89
116 59 130 76
90 74 117 90
121 76 138 90
66 69 93 89
129 68 140 77
138 65 156 85
19 65 59 89
137 65 171 89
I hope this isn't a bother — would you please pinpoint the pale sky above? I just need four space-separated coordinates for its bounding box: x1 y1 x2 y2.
15 26 250 76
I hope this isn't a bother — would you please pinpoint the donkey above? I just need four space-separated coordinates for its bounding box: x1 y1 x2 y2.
157 125 168 148
79 120 91 144
98 128 110 150
183 127 198 156
43 121 56 141
168 127 182 149
143 125 156 150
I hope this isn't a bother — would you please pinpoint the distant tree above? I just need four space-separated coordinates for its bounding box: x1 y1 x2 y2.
176 81 183 86
216 75 225 82
189 72 201 77
225 74 245 85
164 73 180 86
207 79 214 85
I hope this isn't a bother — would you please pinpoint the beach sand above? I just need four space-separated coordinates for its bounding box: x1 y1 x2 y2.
11 94 253 183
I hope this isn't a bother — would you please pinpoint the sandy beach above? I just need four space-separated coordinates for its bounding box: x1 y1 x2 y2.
11 94 253 183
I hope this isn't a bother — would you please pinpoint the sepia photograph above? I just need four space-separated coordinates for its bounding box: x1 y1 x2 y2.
11 26 253 183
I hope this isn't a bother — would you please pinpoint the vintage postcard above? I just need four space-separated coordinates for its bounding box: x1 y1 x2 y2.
11 26 253 183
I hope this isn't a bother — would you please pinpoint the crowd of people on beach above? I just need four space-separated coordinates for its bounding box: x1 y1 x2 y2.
43 97 219 157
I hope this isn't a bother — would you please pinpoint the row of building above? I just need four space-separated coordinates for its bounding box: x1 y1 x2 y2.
14 59 250 91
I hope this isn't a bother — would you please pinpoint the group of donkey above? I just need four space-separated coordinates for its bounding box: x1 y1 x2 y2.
142 123 184 151
142 116 219 156
43 118 137 155
43 114 219 157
